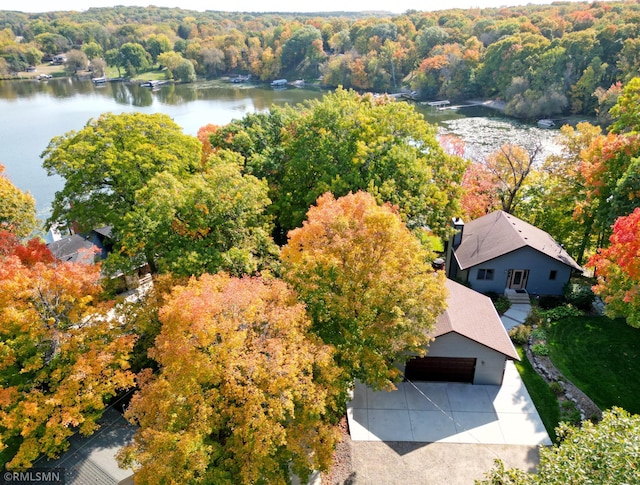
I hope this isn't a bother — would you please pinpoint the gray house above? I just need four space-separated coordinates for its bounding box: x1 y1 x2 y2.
402 279 519 385
446 211 582 296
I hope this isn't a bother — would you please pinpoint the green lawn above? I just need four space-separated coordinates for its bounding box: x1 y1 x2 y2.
514 346 560 442
546 316 640 414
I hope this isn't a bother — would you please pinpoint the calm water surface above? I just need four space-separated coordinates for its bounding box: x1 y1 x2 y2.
0 77 559 218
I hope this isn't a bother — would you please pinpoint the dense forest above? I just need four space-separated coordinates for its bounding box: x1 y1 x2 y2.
2 2 640 118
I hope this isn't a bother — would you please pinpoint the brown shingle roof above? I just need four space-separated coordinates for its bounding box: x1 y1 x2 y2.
432 280 519 360
454 211 582 272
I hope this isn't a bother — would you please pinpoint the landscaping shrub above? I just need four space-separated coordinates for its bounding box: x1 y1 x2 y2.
532 343 550 356
560 399 581 425
563 282 596 311
541 304 583 323
509 325 531 345
549 381 564 395
531 328 548 341
493 296 511 315
525 307 544 327
537 295 563 310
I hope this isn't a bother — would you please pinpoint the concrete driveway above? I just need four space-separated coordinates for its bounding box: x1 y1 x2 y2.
347 362 551 446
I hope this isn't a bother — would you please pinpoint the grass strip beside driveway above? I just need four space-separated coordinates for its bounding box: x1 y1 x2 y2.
514 346 559 442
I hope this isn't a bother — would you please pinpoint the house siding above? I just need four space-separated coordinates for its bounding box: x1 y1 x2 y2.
400 333 507 386
465 246 573 296
428 333 507 385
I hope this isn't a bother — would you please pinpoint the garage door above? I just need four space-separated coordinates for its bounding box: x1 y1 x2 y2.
405 356 476 383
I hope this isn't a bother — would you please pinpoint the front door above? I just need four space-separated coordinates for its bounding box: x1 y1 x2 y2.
508 269 529 290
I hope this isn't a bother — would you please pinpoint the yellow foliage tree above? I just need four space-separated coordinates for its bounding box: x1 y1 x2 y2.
281 191 447 391
119 273 340 485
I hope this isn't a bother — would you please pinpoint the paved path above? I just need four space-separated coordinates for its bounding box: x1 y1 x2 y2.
500 303 531 330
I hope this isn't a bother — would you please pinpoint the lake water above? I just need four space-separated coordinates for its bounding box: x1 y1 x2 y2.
0 77 560 219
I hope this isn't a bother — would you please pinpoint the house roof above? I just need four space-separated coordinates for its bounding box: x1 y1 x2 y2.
47 234 98 264
431 279 519 360
47 226 112 264
453 211 582 272
43 407 135 485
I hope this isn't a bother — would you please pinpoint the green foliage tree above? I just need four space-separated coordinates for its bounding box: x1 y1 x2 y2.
118 42 149 77
104 48 123 77
281 191 447 391
173 58 196 83
118 273 340 485
118 151 277 277
23 46 42 67
145 33 171 63
279 89 467 237
42 112 202 273
211 89 467 241
478 408 640 484
280 25 323 74
81 41 102 60
157 50 184 79
34 32 67 56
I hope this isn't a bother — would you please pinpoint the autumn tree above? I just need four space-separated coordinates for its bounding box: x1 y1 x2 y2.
196 123 218 163
460 162 501 220
478 408 640 485
118 273 340 485
610 77 640 134
0 163 37 239
484 143 542 214
0 232 135 469
588 208 640 328
281 192 447 391
42 112 202 274
518 122 601 263
577 133 640 250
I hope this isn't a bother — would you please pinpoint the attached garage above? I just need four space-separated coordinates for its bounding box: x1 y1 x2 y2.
402 279 519 386
405 356 476 383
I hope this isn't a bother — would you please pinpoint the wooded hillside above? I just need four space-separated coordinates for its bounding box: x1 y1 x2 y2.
1 2 639 118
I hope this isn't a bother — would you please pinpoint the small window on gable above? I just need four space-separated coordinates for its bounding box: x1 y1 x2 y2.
549 270 557 280
477 268 494 280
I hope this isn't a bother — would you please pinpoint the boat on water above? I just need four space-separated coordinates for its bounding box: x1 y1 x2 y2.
537 119 555 128
91 76 106 84
270 79 287 88
231 74 251 83
140 80 166 88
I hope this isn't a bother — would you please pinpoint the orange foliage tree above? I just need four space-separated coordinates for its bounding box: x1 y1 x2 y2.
0 232 135 469
577 133 640 249
588 208 640 328
281 191 447 391
460 162 501 220
119 273 340 485
197 123 218 164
